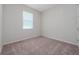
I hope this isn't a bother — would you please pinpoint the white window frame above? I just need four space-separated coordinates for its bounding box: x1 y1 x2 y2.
23 11 33 29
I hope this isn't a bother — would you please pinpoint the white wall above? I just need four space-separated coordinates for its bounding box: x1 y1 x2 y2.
0 4 2 53
2 4 40 45
41 5 78 45
2 4 78 46
77 5 79 45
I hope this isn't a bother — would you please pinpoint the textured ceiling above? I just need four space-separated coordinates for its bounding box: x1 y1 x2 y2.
27 4 56 12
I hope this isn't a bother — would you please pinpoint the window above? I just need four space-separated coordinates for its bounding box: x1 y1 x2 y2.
23 11 33 29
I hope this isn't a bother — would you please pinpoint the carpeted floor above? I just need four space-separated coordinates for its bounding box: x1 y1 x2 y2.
1 36 79 55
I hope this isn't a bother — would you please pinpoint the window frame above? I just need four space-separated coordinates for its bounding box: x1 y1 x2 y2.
22 11 34 29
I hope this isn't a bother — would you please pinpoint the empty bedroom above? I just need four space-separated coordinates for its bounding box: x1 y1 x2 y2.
0 4 79 55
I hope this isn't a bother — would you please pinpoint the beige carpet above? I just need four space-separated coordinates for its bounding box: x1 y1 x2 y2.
1 36 79 55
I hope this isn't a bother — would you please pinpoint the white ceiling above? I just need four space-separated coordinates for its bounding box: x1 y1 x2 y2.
27 4 56 12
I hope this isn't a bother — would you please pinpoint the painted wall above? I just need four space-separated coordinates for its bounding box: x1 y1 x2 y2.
41 5 78 45
77 5 79 45
2 4 40 45
0 4 2 53
2 4 78 46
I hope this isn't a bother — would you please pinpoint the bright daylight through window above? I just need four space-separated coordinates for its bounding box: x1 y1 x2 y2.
23 11 33 29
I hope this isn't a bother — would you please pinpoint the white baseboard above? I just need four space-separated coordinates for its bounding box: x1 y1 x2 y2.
3 34 79 47
3 35 40 45
43 35 78 47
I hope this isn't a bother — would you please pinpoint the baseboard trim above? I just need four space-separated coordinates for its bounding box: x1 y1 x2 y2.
43 35 78 47
3 35 79 47
3 35 40 46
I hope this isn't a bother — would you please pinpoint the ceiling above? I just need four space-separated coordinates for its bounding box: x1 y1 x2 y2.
27 4 56 12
